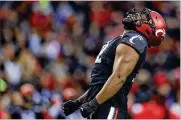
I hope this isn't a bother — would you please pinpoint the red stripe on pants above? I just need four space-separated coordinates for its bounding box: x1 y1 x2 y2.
113 108 118 119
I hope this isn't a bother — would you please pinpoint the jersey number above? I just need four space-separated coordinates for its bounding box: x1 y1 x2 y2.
95 41 110 63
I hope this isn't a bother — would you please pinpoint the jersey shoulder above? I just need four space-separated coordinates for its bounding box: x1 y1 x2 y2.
120 31 148 55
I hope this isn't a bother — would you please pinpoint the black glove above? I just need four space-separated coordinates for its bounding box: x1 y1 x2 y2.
63 100 81 116
79 98 99 118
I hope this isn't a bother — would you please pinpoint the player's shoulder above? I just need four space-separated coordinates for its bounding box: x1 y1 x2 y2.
120 31 148 55
122 31 148 45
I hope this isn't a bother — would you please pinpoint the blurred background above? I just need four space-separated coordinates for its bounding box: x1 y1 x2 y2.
0 1 180 119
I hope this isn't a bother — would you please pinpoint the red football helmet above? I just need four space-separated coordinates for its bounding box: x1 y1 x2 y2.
123 8 166 47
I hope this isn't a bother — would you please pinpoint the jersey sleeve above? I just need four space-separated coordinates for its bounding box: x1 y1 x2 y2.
120 33 148 55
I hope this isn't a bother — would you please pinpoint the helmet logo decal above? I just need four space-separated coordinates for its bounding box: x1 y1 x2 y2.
155 29 166 38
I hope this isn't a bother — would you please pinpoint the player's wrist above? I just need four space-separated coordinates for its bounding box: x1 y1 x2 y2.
74 99 82 107
95 95 103 104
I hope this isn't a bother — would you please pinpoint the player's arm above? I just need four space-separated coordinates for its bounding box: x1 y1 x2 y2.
63 90 88 116
79 44 139 118
77 90 89 103
96 43 139 104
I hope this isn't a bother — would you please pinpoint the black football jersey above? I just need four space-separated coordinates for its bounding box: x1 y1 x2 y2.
90 31 148 110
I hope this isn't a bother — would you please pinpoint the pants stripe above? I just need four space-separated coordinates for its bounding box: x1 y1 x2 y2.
107 107 115 119
113 108 119 119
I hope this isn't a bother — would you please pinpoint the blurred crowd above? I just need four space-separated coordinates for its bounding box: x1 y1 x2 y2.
0 1 180 119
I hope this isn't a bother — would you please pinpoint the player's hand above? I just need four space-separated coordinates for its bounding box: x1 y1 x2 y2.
79 98 99 118
63 100 81 116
